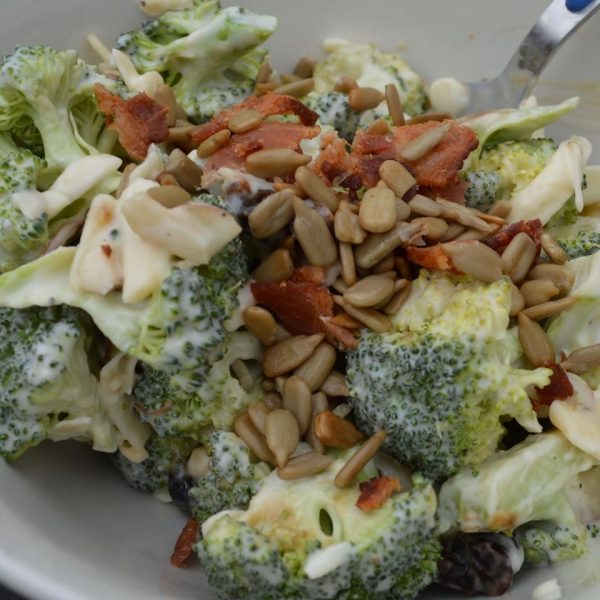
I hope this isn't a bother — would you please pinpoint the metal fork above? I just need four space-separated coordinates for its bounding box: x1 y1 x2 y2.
458 0 600 116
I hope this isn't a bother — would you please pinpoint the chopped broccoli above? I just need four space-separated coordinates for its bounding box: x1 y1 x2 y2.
461 138 557 211
305 92 363 142
546 215 600 259
0 305 100 460
133 331 262 437
0 45 121 184
439 431 597 566
115 0 277 122
189 430 271 524
199 451 440 600
346 271 552 481
113 433 197 492
312 41 426 117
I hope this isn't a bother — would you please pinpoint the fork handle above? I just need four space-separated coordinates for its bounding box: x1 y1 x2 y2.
500 0 600 102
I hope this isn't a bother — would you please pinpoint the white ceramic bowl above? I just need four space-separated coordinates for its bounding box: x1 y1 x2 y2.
1 1 600 599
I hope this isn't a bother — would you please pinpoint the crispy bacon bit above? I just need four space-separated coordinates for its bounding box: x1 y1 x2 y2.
94 83 169 160
483 219 544 251
420 180 469 205
406 244 459 272
101 244 113 258
251 276 334 338
321 160 363 190
202 121 320 185
532 361 574 412
356 476 401 512
291 266 327 286
190 92 319 145
314 131 354 184
170 518 200 568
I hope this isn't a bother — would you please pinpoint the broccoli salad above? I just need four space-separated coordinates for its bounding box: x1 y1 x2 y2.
1 0 600 598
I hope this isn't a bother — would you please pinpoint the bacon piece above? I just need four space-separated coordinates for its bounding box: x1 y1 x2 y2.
251 276 334 338
483 219 543 251
313 130 355 183
291 266 327 286
532 361 574 412
190 92 319 145
170 518 200 568
94 84 169 160
356 476 401 512
201 121 320 185
406 244 460 273
420 180 469 205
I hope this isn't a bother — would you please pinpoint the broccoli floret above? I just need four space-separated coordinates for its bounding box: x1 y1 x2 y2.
0 305 101 460
113 433 197 492
461 138 557 211
199 451 440 600
305 92 362 142
189 430 271 524
133 331 262 436
312 41 426 117
346 271 552 480
545 215 600 259
439 431 596 566
0 45 121 183
115 0 277 122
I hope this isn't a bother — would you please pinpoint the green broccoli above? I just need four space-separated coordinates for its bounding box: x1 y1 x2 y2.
545 215 600 259
190 430 271 524
461 138 557 211
0 45 121 184
0 305 102 460
312 41 426 117
115 0 277 122
112 433 197 492
346 270 552 481
438 431 597 566
199 450 440 600
132 331 262 437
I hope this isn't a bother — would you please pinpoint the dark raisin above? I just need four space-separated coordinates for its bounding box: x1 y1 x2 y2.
168 465 196 514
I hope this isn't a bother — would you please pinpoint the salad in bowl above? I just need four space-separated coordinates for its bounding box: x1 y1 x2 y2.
1 1 600 599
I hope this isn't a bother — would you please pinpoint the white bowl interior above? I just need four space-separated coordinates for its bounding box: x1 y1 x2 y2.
1 1 600 599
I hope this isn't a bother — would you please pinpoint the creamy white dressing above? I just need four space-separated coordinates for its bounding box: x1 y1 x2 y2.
304 542 353 580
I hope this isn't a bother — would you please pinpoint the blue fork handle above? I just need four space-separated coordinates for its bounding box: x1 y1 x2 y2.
566 0 596 11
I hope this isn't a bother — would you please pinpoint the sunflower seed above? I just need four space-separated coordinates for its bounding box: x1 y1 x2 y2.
282 376 313 435
262 333 325 378
228 109 263 134
273 78 315 98
295 166 339 212
395 256 413 280
436 198 494 232
400 121 453 161
234 413 276 465
255 81 281 95
155 83 178 126
410 216 448 240
521 297 578 320
319 370 349 397
247 401 272 436
487 200 513 219
146 185 191 208
354 222 422 269
277 451 333 480
333 76 358 94
246 149 311 179
168 123 198 153
343 274 396 308
293 55 318 79
379 160 417 199
406 112 453 125
348 87 385 112
561 344 600 375
439 222 467 242
371 254 397 275
383 280 412 315
510 282 526 317
333 296 392 333
243 306 278 346
262 392 283 410
329 313 363 329
334 430 387 488
313 411 365 448
252 248 294 283
248 189 295 239
293 342 337 392
359 181 397 233
528 263 575 294
334 201 367 244
332 278 349 294
164 149 204 193
520 280 560 307
293 196 338 267
540 233 568 265
197 129 231 158
261 379 276 391
441 241 503 283
385 84 405 126
518 313 555 367
265 409 300 468
408 194 442 217
306 392 329 453
331 404 352 419
501 232 537 283
365 118 390 135
340 242 358 287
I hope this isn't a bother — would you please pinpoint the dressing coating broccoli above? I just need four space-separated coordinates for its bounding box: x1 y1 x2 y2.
199 451 440 600
189 430 271 524
546 215 600 259
346 271 551 481
115 0 276 122
438 431 597 566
